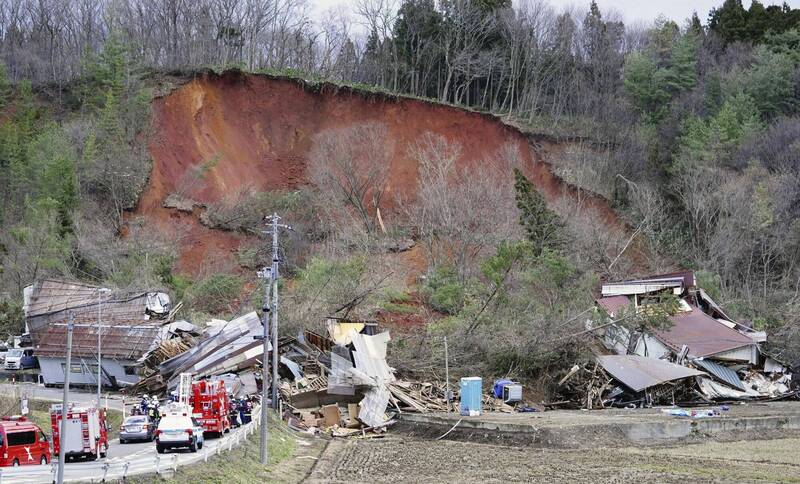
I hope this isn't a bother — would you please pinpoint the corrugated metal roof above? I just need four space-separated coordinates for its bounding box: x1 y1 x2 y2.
26 279 169 360
32 320 162 360
653 306 755 358
24 279 112 318
596 355 706 392
601 271 696 297
693 359 745 391
596 296 631 317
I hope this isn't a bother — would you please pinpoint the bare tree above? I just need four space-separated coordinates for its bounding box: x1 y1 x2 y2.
408 133 519 277
308 122 392 235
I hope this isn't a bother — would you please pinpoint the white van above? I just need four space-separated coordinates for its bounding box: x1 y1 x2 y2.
155 413 204 453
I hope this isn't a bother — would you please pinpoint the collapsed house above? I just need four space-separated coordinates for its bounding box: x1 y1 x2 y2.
582 271 795 406
278 318 447 435
128 311 265 396
24 279 175 387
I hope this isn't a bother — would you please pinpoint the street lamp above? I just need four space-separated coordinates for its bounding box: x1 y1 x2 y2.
96 287 111 405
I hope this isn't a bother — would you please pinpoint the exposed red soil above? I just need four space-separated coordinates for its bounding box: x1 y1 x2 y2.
138 70 643 275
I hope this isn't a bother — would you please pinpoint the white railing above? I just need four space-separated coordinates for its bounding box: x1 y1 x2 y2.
0 406 260 484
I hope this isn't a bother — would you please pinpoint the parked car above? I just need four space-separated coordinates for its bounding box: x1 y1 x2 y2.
0 345 8 364
120 415 155 443
4 349 36 370
0 416 51 467
155 412 204 453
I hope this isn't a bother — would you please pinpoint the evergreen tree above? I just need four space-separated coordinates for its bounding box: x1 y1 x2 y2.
709 0 748 43
688 12 704 37
0 63 10 109
513 168 560 256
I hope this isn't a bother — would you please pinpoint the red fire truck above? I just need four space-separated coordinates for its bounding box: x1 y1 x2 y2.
50 404 109 461
191 379 230 435
0 416 51 466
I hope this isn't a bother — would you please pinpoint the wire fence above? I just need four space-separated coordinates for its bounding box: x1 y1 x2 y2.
0 406 261 484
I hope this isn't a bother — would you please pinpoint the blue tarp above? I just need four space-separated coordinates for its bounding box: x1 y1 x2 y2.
493 379 514 398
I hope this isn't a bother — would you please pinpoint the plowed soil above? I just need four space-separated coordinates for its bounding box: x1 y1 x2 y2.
307 436 800 483
139 71 639 275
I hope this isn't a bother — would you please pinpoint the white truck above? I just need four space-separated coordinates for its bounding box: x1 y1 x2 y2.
50 404 109 461
155 403 204 454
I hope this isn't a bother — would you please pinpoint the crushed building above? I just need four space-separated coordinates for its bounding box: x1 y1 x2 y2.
583 271 795 406
24 279 174 388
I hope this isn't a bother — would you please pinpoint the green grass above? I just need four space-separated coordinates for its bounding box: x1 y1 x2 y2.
383 288 412 303
379 289 417 314
126 411 296 484
380 301 417 314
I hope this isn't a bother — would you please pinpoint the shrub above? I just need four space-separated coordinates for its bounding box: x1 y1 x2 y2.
187 274 243 316
422 265 465 315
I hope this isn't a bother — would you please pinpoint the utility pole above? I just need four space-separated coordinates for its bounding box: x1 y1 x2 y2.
444 336 451 412
265 213 292 410
96 287 111 405
57 314 74 484
53 318 152 481
256 265 272 465
256 213 292 466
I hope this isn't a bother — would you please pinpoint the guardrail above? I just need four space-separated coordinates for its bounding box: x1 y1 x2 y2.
0 406 261 484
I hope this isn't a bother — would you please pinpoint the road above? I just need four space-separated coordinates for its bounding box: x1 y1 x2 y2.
0 382 217 480
0 382 126 411
0 406 261 483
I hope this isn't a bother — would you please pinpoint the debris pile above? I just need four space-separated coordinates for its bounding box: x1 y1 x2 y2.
572 272 797 408
279 318 449 436
127 312 264 394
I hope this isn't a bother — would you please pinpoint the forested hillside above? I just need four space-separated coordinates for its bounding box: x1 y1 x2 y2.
1 0 799 379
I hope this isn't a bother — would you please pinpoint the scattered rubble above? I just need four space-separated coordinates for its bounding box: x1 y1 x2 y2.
572 271 798 408
128 311 265 395
19 271 799 447
279 318 448 437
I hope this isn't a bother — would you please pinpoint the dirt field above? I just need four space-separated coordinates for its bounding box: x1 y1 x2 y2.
307 435 800 483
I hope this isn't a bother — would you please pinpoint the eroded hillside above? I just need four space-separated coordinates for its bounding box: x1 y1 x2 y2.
138 71 641 275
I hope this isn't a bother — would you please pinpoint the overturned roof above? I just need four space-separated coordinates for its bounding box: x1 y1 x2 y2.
653 306 755 359
25 279 171 360
596 355 705 392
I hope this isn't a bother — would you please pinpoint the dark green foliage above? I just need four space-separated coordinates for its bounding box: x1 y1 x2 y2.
737 46 798 117
0 63 10 109
709 0 800 44
623 21 698 123
513 168 560 256
0 33 154 303
0 298 24 339
422 265 465 315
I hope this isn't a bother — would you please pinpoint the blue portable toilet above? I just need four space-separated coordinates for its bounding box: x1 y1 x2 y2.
460 377 482 416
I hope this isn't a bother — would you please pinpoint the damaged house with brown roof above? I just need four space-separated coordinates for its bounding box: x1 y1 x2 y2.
23 279 173 388
590 271 794 403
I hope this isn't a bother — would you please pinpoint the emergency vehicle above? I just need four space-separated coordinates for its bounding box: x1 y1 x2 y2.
50 404 109 461
154 403 204 453
0 417 51 466
190 379 230 435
